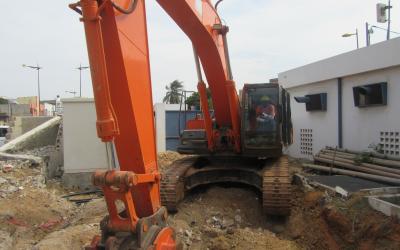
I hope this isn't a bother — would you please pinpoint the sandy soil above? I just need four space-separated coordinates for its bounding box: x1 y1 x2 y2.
0 150 399 249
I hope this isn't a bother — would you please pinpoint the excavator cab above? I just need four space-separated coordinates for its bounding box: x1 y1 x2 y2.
241 83 292 158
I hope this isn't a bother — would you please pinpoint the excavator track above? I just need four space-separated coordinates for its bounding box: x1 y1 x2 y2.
160 157 195 212
160 156 292 216
262 157 292 216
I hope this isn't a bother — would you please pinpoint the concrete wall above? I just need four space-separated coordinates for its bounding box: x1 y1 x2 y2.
0 104 31 117
62 98 108 176
10 116 53 139
284 66 400 159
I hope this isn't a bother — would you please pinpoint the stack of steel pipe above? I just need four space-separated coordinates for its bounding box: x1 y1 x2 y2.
302 147 400 185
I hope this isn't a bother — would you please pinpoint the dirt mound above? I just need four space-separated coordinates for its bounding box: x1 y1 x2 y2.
158 151 185 170
283 187 400 250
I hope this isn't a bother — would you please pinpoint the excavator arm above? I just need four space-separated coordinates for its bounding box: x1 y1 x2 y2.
70 0 241 249
158 0 241 152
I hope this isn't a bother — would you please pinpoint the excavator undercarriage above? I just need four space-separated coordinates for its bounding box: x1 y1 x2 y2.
161 156 292 216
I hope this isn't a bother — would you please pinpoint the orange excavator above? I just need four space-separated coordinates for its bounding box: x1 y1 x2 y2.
70 0 293 249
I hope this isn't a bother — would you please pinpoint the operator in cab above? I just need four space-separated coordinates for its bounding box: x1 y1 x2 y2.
255 95 277 131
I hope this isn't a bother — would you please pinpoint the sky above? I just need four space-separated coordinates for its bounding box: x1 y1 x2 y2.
0 0 399 103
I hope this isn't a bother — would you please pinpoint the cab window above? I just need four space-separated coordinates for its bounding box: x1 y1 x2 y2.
243 87 278 147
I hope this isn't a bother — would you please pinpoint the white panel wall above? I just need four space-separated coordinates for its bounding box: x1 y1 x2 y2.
285 66 400 159
63 98 108 173
341 67 400 152
286 79 338 159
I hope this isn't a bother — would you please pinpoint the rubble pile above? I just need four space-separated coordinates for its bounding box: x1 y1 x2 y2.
0 159 44 198
168 186 298 250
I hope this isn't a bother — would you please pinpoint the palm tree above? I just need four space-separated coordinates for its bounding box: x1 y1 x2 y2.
163 80 184 104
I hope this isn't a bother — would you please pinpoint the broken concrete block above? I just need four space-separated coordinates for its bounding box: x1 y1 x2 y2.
367 194 400 219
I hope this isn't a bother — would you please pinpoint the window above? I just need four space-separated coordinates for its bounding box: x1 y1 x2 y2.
294 93 327 111
353 82 387 107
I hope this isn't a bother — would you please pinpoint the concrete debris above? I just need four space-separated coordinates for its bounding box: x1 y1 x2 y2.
1 163 14 173
335 186 349 198
184 229 193 238
368 194 400 219
0 152 42 165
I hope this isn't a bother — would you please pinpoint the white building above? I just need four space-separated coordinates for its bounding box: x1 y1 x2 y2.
279 37 400 159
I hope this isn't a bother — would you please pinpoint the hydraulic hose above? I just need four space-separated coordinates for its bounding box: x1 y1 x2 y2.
111 0 138 14
215 0 224 11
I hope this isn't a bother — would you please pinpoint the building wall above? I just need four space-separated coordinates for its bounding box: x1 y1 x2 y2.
285 66 400 159
62 98 108 174
341 67 400 155
0 104 31 117
286 79 338 159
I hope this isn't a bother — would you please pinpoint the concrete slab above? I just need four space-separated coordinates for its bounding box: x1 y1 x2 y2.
0 116 61 152
307 175 390 193
361 187 400 195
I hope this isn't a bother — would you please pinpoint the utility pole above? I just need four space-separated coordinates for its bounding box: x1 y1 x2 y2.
77 64 89 97
356 29 359 49
366 22 370 46
387 0 392 40
22 64 42 116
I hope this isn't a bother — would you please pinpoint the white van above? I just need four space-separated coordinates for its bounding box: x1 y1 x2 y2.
0 125 9 147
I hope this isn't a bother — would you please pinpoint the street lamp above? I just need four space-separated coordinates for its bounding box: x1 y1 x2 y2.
76 64 89 97
22 64 42 116
371 25 400 35
342 29 359 49
65 90 77 97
